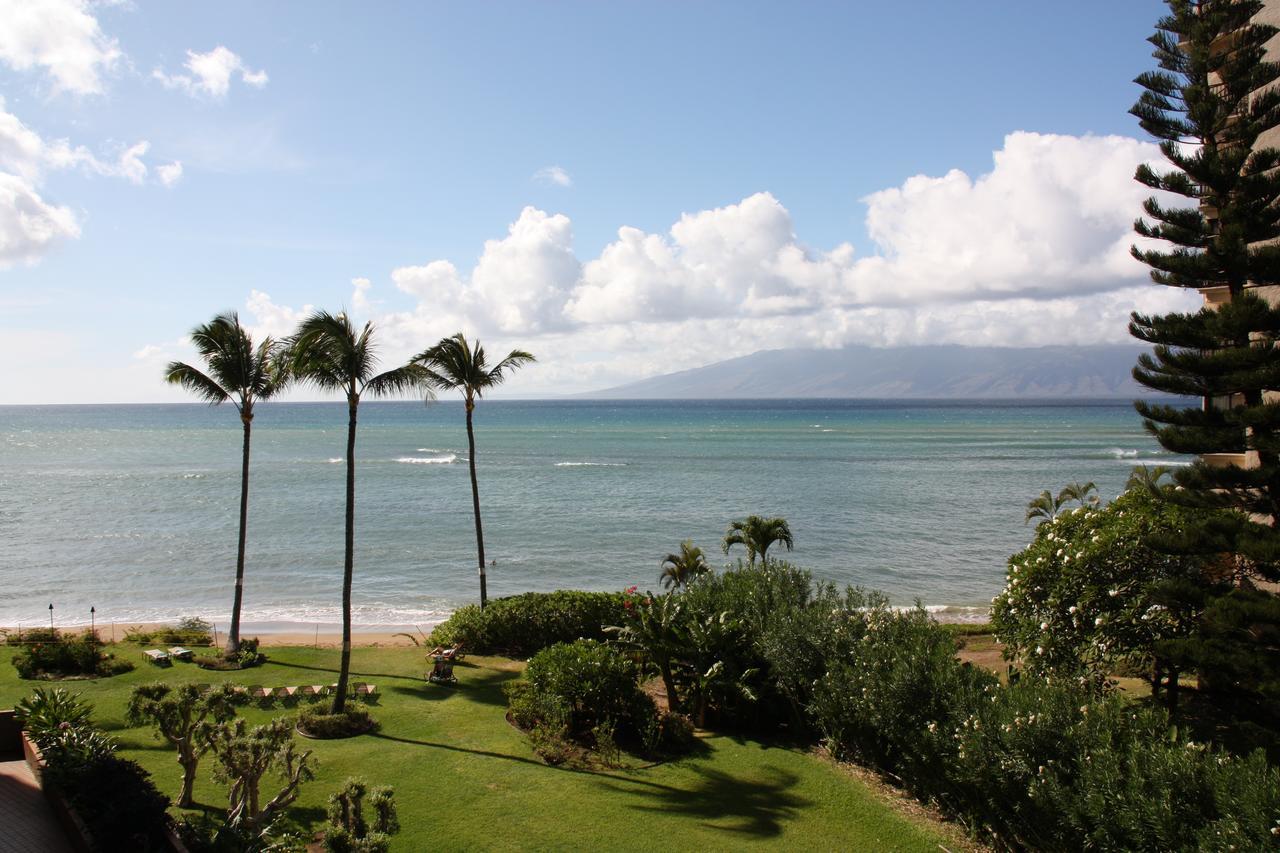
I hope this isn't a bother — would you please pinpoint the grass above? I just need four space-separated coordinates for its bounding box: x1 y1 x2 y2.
1 644 967 851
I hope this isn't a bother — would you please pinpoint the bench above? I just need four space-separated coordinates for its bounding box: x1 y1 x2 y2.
143 649 170 666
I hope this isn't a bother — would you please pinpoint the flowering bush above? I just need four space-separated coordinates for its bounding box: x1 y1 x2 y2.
992 488 1214 687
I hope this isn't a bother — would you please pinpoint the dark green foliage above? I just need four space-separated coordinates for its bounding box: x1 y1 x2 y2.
9 629 134 679
297 704 378 739
1158 586 1280 721
1129 0 1280 725
127 682 247 807
324 777 399 853
59 754 172 852
1129 0 1280 294
430 590 626 655
811 607 997 796
196 637 266 670
525 639 645 737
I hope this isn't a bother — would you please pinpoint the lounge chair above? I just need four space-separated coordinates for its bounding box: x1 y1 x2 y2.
352 682 377 697
247 685 270 700
168 646 194 661
193 683 211 695
143 649 170 666
429 656 457 685
275 686 298 700
299 684 327 699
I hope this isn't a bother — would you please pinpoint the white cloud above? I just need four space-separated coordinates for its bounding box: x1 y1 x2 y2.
0 171 80 266
252 132 1204 395
154 46 268 99
532 165 572 187
0 0 121 94
243 289 313 341
132 344 162 360
351 277 373 314
157 161 183 187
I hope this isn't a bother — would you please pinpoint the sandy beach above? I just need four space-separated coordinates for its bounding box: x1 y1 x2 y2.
3 622 436 649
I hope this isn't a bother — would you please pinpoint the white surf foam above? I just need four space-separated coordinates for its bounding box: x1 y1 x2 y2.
1107 448 1140 459
328 457 343 464
397 454 457 465
554 461 627 467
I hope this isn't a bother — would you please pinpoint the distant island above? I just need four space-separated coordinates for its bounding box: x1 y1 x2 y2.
582 344 1163 399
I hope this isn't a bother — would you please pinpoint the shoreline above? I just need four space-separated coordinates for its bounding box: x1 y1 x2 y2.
3 604 993 650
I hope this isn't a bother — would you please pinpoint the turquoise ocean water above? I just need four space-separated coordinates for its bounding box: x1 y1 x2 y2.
0 400 1185 631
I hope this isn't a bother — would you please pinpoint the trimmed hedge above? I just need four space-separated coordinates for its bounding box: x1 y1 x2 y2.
430 590 626 656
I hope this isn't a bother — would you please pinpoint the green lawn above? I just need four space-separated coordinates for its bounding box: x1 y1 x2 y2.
2 645 961 851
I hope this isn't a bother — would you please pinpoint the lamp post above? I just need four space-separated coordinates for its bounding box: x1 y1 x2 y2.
48 603 54 630
90 606 96 635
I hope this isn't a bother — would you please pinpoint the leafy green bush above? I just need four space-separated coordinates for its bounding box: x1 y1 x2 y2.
525 639 643 736
297 705 378 739
430 590 626 656
8 629 134 679
195 636 267 670
324 777 399 853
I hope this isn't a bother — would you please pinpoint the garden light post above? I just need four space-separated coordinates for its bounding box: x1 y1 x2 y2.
48 603 53 630
91 605 96 634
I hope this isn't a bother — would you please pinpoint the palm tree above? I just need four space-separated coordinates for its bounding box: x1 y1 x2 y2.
413 333 534 609
165 312 286 654
659 541 710 590
286 312 434 713
722 516 794 567
1025 489 1065 525
1057 480 1100 509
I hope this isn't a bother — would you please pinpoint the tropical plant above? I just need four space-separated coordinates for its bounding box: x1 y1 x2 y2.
324 778 400 853
413 333 534 608
287 312 434 712
14 687 93 745
1026 481 1098 525
208 717 315 836
659 541 709 590
166 312 288 653
127 682 247 807
429 590 625 656
607 590 686 712
721 515 794 566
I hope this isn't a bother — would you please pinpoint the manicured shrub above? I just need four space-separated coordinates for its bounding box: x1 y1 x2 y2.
297 704 378 739
124 617 215 647
525 639 642 736
430 590 626 656
8 629 134 679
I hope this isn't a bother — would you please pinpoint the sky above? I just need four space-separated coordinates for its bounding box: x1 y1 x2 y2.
0 0 1202 404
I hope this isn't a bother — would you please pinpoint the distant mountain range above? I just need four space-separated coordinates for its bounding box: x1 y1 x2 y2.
582 345 1164 399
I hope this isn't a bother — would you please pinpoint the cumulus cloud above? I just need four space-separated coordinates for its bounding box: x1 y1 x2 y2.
0 0 122 94
351 277 373 314
0 96 174 266
532 165 572 187
253 132 1203 395
157 161 183 187
154 46 268 99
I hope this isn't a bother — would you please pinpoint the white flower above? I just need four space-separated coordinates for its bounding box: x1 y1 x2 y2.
1039 622 1049 630
1095 617 1104 626
1035 646 1043 655
1068 606 1077 614
1108 589 1118 597
1056 549 1064 557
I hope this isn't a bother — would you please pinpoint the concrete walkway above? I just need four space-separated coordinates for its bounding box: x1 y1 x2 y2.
0 759 74 853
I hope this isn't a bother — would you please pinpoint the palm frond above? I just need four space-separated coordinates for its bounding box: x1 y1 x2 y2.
413 333 534 399
364 364 437 400
165 362 232 406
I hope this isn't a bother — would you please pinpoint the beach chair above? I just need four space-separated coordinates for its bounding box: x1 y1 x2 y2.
248 685 270 700
429 656 457 685
299 685 327 700
275 686 298 701
351 682 377 697
143 649 170 666
193 683 211 695
168 646 194 661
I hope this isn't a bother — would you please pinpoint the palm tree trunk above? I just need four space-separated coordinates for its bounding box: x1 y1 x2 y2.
229 413 252 655
333 398 357 714
465 402 487 609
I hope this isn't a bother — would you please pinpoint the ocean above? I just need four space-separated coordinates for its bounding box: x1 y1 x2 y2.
0 399 1185 632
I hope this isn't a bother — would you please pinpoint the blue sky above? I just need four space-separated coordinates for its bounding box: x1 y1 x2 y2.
0 0 1199 403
